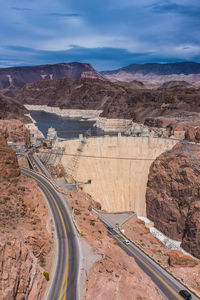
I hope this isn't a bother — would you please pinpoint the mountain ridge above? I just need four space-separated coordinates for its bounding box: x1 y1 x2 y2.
102 62 200 75
0 62 105 91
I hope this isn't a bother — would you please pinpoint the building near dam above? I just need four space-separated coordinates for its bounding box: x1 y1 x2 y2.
56 136 177 216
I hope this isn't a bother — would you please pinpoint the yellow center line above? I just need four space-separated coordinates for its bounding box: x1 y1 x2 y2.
24 167 183 300
111 231 183 300
23 170 69 300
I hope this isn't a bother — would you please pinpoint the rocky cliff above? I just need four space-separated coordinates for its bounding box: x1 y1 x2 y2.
146 142 200 258
0 62 105 91
0 119 30 147
0 135 53 299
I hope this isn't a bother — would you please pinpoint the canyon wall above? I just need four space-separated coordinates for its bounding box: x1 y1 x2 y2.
146 142 200 258
0 135 53 299
59 136 177 216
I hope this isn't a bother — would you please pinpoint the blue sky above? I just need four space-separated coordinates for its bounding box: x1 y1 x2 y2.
1 0 200 70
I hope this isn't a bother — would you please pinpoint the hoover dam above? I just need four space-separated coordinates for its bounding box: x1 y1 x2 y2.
57 136 177 216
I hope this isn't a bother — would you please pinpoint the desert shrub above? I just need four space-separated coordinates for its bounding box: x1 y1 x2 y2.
90 220 95 226
74 209 81 216
43 272 50 281
40 256 46 267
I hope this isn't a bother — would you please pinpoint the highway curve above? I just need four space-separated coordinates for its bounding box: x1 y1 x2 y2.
21 167 79 300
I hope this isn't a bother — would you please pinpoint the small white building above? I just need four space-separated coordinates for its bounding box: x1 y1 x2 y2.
47 127 57 140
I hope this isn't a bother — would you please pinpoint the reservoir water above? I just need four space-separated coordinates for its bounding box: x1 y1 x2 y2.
30 110 106 139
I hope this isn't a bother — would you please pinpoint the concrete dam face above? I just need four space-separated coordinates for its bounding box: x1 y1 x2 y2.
59 136 177 216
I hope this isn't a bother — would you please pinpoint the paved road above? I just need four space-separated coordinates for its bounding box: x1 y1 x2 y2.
100 218 199 300
27 152 199 300
21 167 79 300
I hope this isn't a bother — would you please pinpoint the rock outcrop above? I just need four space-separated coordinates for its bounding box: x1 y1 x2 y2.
0 119 30 147
0 134 20 180
146 142 200 258
0 135 53 299
168 250 198 268
0 94 31 123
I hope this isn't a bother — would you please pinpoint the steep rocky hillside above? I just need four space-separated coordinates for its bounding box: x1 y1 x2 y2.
0 62 105 91
7 77 121 110
0 94 31 123
102 62 200 85
0 135 53 299
146 142 200 258
100 85 200 121
0 119 30 147
7 77 200 123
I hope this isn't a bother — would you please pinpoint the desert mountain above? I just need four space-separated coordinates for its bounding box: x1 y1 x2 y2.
102 62 200 85
0 62 105 91
7 77 200 124
6 77 121 110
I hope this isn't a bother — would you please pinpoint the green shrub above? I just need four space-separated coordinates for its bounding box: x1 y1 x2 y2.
40 256 46 267
43 271 50 281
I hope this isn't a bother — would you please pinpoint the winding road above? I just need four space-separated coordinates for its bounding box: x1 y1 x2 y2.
21 167 79 300
24 152 200 300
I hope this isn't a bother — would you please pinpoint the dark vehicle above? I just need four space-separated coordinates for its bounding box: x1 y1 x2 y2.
179 290 191 300
107 226 113 231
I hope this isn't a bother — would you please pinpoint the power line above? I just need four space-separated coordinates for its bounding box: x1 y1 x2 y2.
39 150 155 161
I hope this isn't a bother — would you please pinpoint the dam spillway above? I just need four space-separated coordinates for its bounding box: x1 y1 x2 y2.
58 136 177 216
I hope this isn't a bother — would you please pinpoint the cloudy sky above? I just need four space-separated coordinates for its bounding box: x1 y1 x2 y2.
1 0 200 70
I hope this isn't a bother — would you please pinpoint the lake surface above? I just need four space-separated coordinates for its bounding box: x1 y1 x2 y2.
30 110 106 139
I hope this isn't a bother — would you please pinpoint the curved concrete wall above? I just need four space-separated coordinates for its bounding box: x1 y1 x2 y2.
59 136 177 216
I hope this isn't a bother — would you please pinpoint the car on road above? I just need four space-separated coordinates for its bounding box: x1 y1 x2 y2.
123 239 130 245
179 290 192 300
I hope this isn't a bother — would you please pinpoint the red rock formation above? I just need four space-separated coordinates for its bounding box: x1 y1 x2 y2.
0 119 30 148
0 94 31 123
146 142 200 258
168 250 198 268
0 134 20 181
0 135 53 299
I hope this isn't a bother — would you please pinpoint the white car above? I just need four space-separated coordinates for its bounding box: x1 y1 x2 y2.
123 239 130 245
